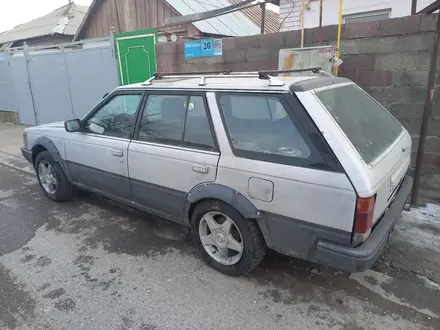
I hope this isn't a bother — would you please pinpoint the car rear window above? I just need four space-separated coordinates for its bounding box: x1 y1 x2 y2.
315 84 403 164
218 94 311 161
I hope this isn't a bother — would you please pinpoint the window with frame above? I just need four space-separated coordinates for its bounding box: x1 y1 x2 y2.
343 9 391 23
218 93 311 161
137 94 216 151
84 93 142 139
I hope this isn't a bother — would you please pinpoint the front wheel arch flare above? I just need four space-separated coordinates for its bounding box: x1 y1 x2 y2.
31 137 75 183
32 137 62 165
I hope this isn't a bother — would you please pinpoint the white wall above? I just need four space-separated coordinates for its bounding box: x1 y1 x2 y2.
280 0 302 31
280 0 435 31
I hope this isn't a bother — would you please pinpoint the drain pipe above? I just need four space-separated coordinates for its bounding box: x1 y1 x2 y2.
335 0 343 76
318 0 324 45
411 13 440 206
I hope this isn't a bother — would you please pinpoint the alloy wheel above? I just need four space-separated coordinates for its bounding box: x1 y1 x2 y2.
199 211 244 266
38 161 57 195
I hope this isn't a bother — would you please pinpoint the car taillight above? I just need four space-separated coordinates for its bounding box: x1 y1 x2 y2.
355 196 376 240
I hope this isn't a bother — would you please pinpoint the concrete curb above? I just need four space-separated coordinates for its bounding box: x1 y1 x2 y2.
0 151 34 175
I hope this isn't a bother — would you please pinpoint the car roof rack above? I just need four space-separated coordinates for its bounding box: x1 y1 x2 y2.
142 67 325 87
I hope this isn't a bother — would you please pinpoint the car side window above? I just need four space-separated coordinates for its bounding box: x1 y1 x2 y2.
137 94 216 151
218 93 311 161
184 96 216 150
84 94 142 139
229 95 272 120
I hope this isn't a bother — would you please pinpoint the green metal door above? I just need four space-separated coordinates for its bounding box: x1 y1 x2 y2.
115 29 158 85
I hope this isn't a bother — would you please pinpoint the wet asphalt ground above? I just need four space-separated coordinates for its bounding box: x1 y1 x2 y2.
0 163 439 330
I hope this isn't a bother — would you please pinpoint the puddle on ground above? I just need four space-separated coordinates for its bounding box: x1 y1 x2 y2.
251 251 440 329
43 194 195 259
0 189 14 199
152 221 189 241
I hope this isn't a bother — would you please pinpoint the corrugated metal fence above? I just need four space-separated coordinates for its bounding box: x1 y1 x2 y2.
0 53 16 115
0 37 119 125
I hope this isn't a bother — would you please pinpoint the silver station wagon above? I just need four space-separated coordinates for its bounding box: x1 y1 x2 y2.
21 70 413 276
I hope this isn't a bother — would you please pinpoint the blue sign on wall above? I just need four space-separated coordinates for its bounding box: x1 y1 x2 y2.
184 39 222 59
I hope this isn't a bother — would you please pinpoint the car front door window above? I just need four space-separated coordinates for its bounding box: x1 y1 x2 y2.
85 94 142 139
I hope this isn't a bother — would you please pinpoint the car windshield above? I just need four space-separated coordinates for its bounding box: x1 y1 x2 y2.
315 84 403 164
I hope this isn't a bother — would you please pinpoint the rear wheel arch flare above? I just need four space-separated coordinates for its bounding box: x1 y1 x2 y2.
186 183 261 222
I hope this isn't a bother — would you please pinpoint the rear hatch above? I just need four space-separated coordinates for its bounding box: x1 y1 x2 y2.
315 84 411 233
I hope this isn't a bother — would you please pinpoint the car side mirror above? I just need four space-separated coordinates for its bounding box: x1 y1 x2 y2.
64 119 82 132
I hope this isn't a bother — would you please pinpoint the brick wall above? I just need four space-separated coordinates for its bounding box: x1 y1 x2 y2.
155 14 440 167
279 0 302 31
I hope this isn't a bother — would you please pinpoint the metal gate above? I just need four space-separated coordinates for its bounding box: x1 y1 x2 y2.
9 54 36 125
0 53 18 116
0 37 120 125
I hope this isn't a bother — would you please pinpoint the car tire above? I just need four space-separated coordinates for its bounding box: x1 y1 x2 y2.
191 200 266 276
35 151 75 202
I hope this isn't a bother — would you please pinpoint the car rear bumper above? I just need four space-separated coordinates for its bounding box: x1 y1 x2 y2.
21 147 32 164
315 175 413 273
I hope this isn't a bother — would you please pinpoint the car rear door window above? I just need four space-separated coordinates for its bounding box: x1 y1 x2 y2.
137 94 216 151
217 93 311 162
184 96 216 150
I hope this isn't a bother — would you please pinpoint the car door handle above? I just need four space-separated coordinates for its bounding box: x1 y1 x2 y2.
111 149 123 157
192 164 208 174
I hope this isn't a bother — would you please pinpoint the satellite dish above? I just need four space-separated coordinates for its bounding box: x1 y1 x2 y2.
170 34 178 42
158 35 168 43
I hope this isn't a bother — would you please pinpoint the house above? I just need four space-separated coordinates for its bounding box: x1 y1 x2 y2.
227 0 280 34
279 0 435 31
0 2 88 49
74 0 279 42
